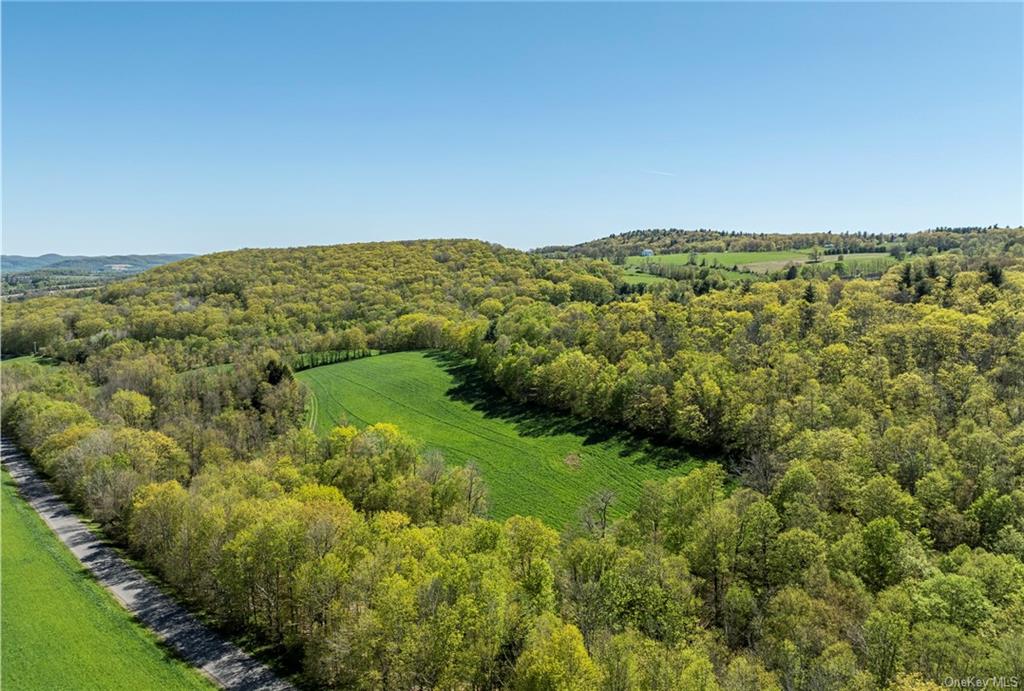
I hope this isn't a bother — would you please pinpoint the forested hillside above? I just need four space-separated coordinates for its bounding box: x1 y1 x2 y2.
537 225 1016 262
3 229 1024 689
2 240 618 366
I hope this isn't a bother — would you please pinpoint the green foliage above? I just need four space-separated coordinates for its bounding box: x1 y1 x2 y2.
3 230 1024 688
861 517 907 592
513 613 603 691
864 610 909 688
111 389 154 427
297 352 700 525
1 472 213 691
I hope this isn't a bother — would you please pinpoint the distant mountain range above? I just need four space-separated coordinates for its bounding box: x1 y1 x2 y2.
1 253 193 275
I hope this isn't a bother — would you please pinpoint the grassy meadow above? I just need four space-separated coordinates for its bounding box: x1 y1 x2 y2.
0 471 214 691
625 249 805 268
620 266 674 285
625 249 895 275
296 351 702 526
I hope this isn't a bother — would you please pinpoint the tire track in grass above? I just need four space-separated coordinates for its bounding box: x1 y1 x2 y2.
315 368 552 491
306 371 371 429
304 382 319 430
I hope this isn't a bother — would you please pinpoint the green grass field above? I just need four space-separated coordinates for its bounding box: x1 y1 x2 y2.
831 253 898 273
1 471 214 691
0 355 36 367
0 355 58 369
625 249 894 275
621 267 674 285
625 249 805 270
296 352 702 526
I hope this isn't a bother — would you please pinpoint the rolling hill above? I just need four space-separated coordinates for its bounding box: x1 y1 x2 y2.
2 253 193 275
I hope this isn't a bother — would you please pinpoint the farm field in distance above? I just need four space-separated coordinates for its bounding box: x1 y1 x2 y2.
626 249 807 267
620 266 675 285
297 351 702 526
625 248 895 275
3 0 1020 683
0 471 214 691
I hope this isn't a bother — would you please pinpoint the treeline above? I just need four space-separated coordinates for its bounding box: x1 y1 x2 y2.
0 240 619 367
2 232 1024 688
632 263 747 295
769 257 897 282
4 345 1024 689
287 348 373 372
535 229 893 260
537 227 1022 264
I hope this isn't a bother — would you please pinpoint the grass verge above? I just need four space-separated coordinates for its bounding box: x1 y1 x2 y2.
1 470 214 691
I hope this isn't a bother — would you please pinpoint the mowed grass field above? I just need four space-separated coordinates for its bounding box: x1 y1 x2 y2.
625 249 804 272
297 352 702 526
1 471 214 691
621 266 674 285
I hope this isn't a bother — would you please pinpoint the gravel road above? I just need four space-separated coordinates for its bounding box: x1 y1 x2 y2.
2 437 297 691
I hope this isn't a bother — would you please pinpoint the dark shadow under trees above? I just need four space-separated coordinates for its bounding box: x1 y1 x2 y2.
424 350 714 471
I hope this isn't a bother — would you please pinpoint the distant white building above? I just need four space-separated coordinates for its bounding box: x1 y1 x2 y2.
641 249 655 257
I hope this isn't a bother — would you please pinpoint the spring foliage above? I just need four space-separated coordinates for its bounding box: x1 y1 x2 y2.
3 229 1024 689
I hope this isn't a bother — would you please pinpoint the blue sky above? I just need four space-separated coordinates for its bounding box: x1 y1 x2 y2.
2 2 1021 255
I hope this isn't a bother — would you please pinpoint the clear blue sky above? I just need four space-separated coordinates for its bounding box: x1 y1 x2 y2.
2 2 1021 256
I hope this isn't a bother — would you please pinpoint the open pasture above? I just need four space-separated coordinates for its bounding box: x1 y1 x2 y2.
625 249 894 275
296 351 701 526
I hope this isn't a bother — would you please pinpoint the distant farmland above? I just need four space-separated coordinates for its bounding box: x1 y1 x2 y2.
620 266 675 285
626 249 895 275
296 351 701 526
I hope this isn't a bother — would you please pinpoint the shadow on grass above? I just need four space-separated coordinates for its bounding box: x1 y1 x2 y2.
424 351 712 471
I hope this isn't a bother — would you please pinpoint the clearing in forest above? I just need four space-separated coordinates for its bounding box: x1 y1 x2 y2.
296 351 702 526
625 249 895 275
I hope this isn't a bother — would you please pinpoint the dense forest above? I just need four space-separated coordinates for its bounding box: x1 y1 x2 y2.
3 228 1024 690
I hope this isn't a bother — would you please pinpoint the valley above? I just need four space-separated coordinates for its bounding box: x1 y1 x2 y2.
3 228 1022 689
4 3 1020 685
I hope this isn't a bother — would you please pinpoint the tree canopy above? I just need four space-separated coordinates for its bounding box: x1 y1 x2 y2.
3 228 1024 689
